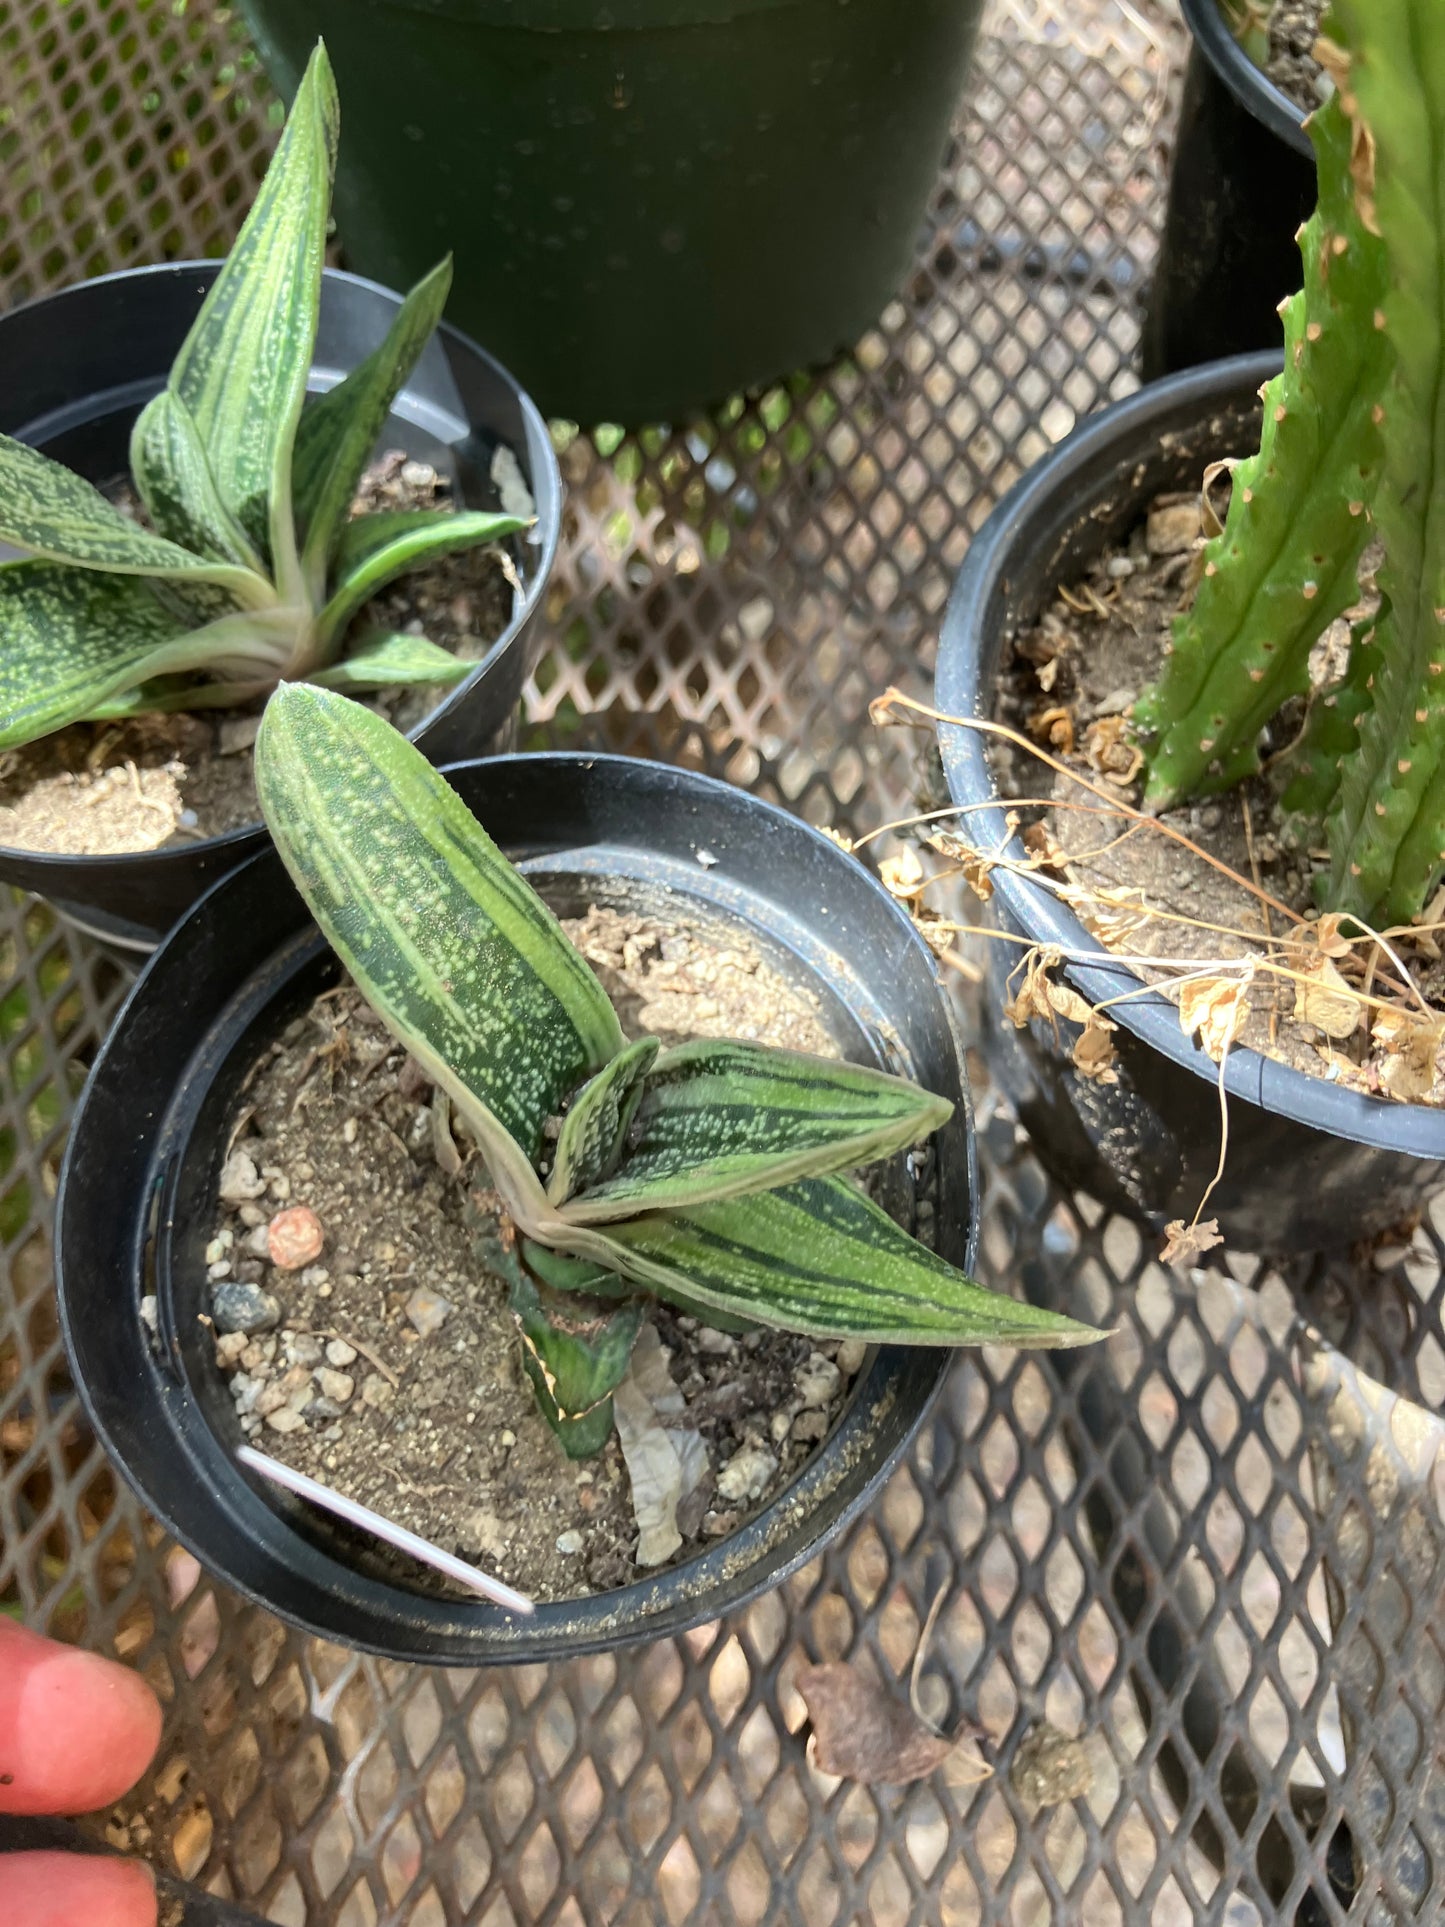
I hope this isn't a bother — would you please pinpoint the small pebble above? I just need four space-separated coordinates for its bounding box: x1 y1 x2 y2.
405 1286 453 1337
218 1150 267 1203
264 1407 306 1436
770 1412 792 1446
1105 555 1135 580
283 1333 325 1369
204 1232 233 1263
795 1352 841 1410
305 1397 345 1422
499 1429 516 1448
214 1332 249 1368
361 1375 395 1409
267 1205 324 1271
1146 500 1201 556
139 1295 159 1335
696 1327 736 1356
717 1443 778 1504
268 1174 292 1202
555 1530 584 1555
791 1410 828 1443
230 1373 262 1416
835 1339 867 1376
325 1339 357 1368
211 1281 281 1337
317 1368 355 1405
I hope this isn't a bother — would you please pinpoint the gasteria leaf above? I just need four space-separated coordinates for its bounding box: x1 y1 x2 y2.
166 42 338 562
130 389 266 575
254 685 625 1187
511 1273 643 1460
547 1038 660 1205
558 1040 953 1224
307 631 473 690
293 255 455 583
0 433 266 598
0 564 217 748
586 1176 1099 1348
316 508 529 644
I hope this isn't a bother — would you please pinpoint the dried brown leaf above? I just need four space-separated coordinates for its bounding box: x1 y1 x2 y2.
797 1662 958 1784
1291 955 1361 1040
1160 1217 1224 1266
1177 975 1250 1062
1071 1021 1119 1085
1372 1008 1444 1104
879 846 926 902
1082 714 1143 788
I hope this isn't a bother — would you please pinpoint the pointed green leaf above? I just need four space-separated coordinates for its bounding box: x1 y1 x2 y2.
519 1239 624 1298
511 1271 642 1459
167 42 338 562
0 563 251 749
293 256 455 581
316 508 528 644
547 1038 660 1205
254 686 625 1214
586 1176 1103 1348
0 433 268 599
308 630 472 691
130 389 266 574
559 1041 953 1224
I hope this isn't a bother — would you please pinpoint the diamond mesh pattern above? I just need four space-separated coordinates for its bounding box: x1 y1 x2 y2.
5 2 1444 1922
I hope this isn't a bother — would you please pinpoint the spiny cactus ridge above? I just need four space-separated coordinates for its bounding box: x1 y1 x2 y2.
1133 94 1389 813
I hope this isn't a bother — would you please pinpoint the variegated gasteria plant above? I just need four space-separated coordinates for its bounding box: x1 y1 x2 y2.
256 685 1100 1457
1134 0 1445 928
0 43 526 753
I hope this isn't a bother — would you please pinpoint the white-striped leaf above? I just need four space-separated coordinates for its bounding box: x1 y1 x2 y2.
254 686 625 1216
130 389 266 574
0 563 249 748
292 255 455 583
166 43 338 566
582 1176 1101 1348
309 631 472 691
0 433 268 599
558 1040 953 1224
547 1038 660 1205
316 508 527 644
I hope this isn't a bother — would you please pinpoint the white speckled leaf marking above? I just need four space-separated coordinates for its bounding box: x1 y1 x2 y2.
584 1177 1102 1348
547 1036 660 1205
559 1039 952 1224
166 43 338 561
255 687 624 1189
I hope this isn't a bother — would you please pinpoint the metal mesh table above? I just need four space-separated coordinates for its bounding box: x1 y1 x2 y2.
5 3 1444 1922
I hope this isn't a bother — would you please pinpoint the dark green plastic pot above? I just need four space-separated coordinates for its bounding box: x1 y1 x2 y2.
238 0 985 423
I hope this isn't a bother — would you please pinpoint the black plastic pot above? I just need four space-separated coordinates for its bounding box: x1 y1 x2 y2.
237 0 986 425
934 355 1445 1254
1140 0 1315 381
57 753 977 1663
0 264 561 951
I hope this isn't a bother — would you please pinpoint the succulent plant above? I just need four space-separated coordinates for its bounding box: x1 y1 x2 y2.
0 42 525 754
1134 0 1445 929
255 684 1099 1456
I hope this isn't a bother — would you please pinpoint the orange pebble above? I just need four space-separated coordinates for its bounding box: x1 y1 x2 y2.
267 1204 324 1271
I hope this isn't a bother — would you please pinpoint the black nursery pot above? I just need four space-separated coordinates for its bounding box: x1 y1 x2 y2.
0 264 561 951
57 754 976 1663
1140 0 1315 381
935 354 1445 1255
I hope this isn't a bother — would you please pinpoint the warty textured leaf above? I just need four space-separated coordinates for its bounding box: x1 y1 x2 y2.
254 685 625 1193
165 42 338 570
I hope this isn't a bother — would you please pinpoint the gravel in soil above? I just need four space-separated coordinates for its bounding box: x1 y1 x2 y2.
0 452 517 856
203 906 870 1605
1263 0 1329 114
991 480 1445 1104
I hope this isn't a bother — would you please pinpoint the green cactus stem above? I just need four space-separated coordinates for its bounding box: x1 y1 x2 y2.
1279 615 1382 830
1134 95 1389 813
1319 0 1445 924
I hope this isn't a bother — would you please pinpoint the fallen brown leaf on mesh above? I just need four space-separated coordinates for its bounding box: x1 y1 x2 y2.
1028 704 1074 753
1160 1217 1224 1266
1177 974 1251 1063
796 1663 960 1784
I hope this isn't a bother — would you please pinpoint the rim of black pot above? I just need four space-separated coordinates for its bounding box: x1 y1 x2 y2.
1180 0 1312 157
935 350 1445 1165
57 752 977 1663
0 261 562 899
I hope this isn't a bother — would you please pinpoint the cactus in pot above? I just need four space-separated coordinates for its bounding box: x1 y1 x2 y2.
1132 0 1445 930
